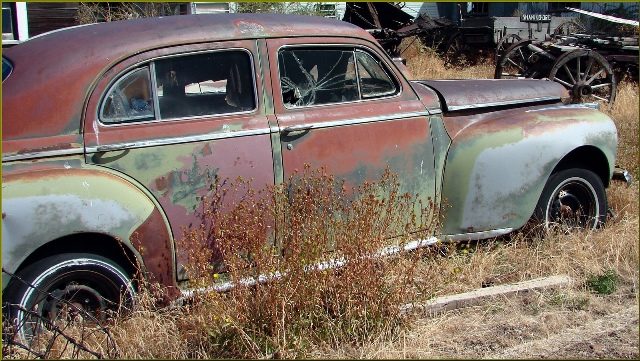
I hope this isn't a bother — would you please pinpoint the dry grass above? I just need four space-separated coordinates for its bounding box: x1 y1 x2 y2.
401 36 494 80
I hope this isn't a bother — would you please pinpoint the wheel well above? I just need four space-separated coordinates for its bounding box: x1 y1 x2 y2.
552 146 610 187
15 233 141 278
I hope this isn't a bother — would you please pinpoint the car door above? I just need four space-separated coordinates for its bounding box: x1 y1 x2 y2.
83 41 275 280
267 37 436 235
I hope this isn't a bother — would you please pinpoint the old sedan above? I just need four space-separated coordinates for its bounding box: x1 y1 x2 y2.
2 14 618 335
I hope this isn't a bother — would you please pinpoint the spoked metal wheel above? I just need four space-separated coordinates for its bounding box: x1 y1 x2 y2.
548 49 617 104
494 39 553 79
495 33 522 62
535 168 607 232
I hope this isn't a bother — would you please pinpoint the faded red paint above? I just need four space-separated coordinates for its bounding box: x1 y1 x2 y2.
419 79 568 111
3 14 375 154
131 206 180 299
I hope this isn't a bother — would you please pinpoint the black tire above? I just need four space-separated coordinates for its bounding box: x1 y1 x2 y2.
534 168 607 231
3 253 135 341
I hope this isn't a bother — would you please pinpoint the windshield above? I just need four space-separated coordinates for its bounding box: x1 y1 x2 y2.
2 57 13 81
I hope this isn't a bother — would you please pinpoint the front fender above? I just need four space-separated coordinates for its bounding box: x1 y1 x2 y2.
1 157 176 291
440 104 617 235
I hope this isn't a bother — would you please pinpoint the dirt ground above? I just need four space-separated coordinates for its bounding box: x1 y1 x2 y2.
315 285 639 359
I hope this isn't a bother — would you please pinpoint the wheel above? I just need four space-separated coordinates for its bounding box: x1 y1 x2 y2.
495 33 522 62
534 168 607 231
553 19 586 36
548 49 617 104
3 253 135 341
494 39 553 79
443 32 471 67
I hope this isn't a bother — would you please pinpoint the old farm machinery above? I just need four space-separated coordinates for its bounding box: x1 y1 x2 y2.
342 3 638 105
342 2 580 64
495 8 639 105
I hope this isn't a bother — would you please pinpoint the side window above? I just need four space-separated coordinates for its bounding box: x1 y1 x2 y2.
155 50 255 119
278 47 398 108
102 68 154 123
100 50 255 124
279 48 358 107
355 50 397 99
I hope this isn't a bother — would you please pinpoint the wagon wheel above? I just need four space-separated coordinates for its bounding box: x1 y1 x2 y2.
495 34 522 61
548 49 617 104
495 39 546 79
443 32 471 67
553 19 586 36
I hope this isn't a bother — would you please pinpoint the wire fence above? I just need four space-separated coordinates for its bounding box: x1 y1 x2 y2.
2 268 119 359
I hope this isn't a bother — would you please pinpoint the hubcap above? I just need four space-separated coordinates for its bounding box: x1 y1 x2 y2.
548 179 598 229
45 284 108 323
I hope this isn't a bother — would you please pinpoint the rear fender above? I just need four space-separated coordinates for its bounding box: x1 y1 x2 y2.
2 157 177 293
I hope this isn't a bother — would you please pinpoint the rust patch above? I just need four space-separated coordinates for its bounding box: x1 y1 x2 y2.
131 206 180 300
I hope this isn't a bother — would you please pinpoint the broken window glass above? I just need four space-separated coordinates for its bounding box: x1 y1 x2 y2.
279 48 359 107
278 47 397 107
355 50 397 98
101 67 154 123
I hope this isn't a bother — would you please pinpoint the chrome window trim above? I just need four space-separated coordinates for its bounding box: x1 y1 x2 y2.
97 48 259 127
86 127 273 153
2 148 84 162
354 49 398 99
282 111 429 132
275 43 403 110
149 61 161 120
525 102 600 112
447 96 561 111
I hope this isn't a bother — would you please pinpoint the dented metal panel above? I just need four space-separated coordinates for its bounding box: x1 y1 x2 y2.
267 36 437 231
439 104 617 235
1 159 176 292
82 39 275 281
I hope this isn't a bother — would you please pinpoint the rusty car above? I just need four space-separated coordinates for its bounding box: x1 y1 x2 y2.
2 14 621 336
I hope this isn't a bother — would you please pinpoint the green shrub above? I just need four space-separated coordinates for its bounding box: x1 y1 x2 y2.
586 269 618 295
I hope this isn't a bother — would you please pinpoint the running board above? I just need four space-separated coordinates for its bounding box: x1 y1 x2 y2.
179 236 440 299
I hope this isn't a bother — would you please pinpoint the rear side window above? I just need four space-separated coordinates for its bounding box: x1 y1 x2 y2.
102 68 154 123
278 47 398 108
101 50 256 124
2 57 13 82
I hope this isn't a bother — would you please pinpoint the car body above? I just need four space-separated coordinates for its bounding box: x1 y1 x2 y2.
1 14 618 330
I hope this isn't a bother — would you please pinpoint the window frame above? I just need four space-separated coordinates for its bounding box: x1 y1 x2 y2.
276 44 401 110
2 56 13 82
99 66 156 124
98 48 258 126
354 49 398 99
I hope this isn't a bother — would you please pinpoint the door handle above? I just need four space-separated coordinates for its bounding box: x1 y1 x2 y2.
282 124 313 134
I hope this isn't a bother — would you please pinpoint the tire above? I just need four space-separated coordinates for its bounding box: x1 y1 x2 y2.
534 168 607 231
2 253 135 341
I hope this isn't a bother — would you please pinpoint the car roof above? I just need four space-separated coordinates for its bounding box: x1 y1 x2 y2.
2 14 374 147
